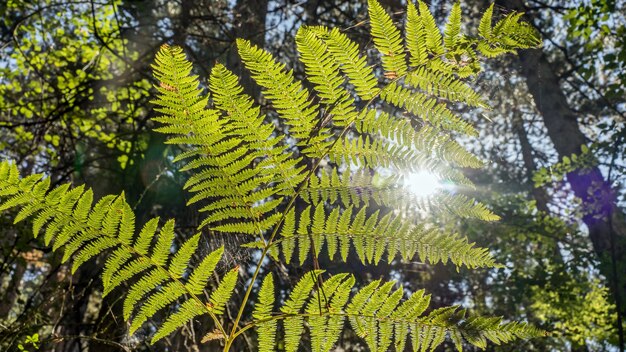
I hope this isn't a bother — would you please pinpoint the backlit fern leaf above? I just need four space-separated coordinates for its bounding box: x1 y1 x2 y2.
381 82 478 136
152 45 285 235
209 63 306 196
444 2 463 51
237 38 331 155
277 203 498 268
0 161 235 343
307 26 379 101
296 27 359 127
254 274 277 352
406 1 428 67
251 273 544 352
417 0 444 56
368 0 407 78
281 270 324 352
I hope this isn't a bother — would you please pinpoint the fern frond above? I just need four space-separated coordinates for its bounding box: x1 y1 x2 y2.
300 169 495 222
406 1 428 67
130 281 187 334
296 26 359 126
209 63 306 196
357 110 483 168
368 0 407 78
417 0 444 56
152 46 285 235
237 38 330 155
381 83 477 136
249 273 545 352
0 161 235 343
0 1 545 349
151 299 205 344
444 2 462 50
307 273 354 352
281 270 324 352
169 233 200 278
208 266 239 314
478 3 494 41
152 219 175 266
186 246 224 295
307 26 379 101
254 274 276 352
277 202 498 268
404 67 488 108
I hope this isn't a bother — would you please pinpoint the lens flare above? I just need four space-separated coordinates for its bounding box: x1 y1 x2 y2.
404 170 442 197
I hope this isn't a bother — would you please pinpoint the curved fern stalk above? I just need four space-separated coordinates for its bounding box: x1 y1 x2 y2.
246 273 546 352
0 161 238 344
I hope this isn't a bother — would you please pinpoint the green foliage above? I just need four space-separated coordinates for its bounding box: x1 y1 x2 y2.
0 0 149 169
0 161 234 344
533 144 596 187
0 0 545 350
271 273 544 352
17 333 39 352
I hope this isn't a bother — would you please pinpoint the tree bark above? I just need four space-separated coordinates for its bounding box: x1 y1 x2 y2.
513 112 551 213
498 0 626 345
226 0 269 99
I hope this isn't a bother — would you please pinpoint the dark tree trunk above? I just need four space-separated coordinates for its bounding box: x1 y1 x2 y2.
513 112 550 213
226 0 269 100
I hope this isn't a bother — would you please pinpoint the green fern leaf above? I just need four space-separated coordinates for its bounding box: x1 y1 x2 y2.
307 26 379 100
237 39 330 155
479 3 494 40
281 270 324 352
417 0 444 56
151 219 175 267
135 217 159 255
151 299 205 344
444 2 462 50
130 281 187 334
169 233 200 278
186 246 224 295
123 268 168 320
254 274 276 352
368 0 407 77
208 266 239 314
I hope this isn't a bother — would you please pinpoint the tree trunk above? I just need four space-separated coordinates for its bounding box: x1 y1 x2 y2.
226 0 269 99
513 112 550 213
498 0 626 346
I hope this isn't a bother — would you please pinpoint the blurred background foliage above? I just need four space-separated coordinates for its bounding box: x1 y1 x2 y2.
0 0 625 351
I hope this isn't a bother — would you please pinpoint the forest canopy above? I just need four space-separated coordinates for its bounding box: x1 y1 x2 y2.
0 0 625 351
